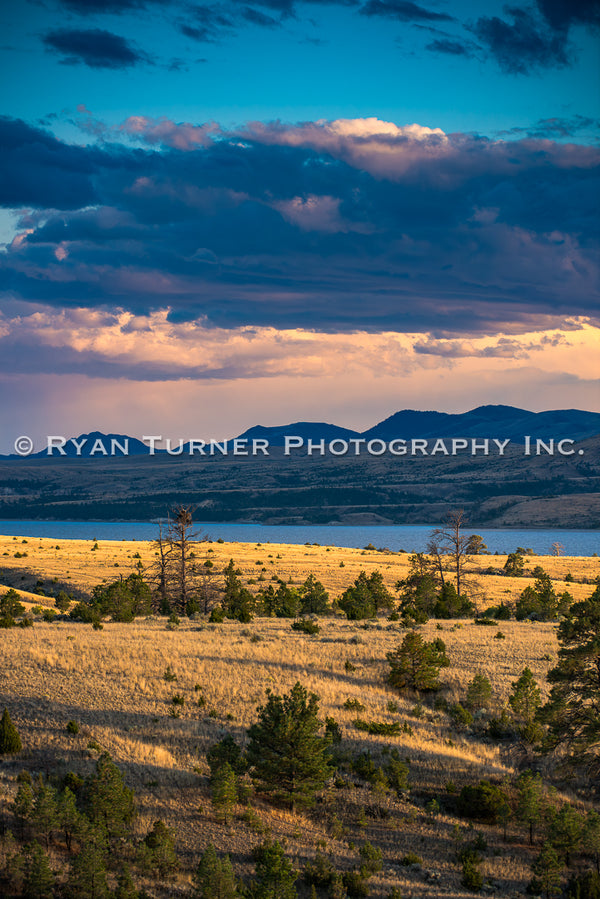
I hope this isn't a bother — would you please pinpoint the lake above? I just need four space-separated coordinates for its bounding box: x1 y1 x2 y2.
0 520 598 555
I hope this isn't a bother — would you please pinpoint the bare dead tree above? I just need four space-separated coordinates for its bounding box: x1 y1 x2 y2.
430 509 471 597
146 506 208 615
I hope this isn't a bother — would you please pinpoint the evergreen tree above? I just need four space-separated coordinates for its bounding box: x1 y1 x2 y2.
396 567 438 624
516 571 571 621
259 583 300 618
193 844 240 898
433 581 475 618
206 734 246 777
31 777 58 849
1 589 26 620
114 865 139 899
466 534 488 555
58 786 84 853
387 631 449 693
137 820 178 877
246 682 333 810
222 560 255 622
66 837 109 899
540 586 600 772
339 571 393 620
583 809 600 874
532 841 563 899
211 763 238 824
300 574 330 615
250 839 297 899
84 752 136 843
504 552 525 576
0 708 22 754
549 803 584 868
465 674 493 711
23 842 55 899
13 782 34 839
90 573 152 622
516 770 545 846
509 667 541 726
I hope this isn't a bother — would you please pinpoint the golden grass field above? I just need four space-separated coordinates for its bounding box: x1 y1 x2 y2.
1 535 599 897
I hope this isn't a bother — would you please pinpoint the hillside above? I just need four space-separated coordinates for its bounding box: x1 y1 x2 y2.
0 434 599 527
0 537 598 898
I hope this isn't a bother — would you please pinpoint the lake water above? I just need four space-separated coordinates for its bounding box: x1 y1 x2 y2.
0 520 598 556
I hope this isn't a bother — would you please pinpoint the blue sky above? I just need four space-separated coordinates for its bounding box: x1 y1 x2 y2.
0 0 598 450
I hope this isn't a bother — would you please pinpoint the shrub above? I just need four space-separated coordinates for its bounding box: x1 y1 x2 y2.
291 618 320 635
400 852 422 866
457 781 508 823
354 719 401 736
66 721 80 735
343 698 365 712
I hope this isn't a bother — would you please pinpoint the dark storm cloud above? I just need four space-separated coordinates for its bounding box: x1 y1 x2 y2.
471 7 569 74
1 116 598 337
0 117 99 208
359 0 453 23
42 27 148 69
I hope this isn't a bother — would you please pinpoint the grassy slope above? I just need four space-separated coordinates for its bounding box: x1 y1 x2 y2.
0 537 599 897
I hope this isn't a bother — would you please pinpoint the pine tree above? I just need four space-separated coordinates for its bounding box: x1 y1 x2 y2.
193 844 240 898
207 734 246 777
583 809 600 874
246 682 333 810
250 839 297 899
58 786 84 853
66 838 109 899
339 570 394 620
0 708 22 754
504 552 525 576
465 673 493 711
516 770 545 846
509 667 541 725
138 820 178 877
300 574 329 615
211 762 238 824
23 842 55 899
387 631 449 693
540 586 600 773
114 865 139 899
532 841 563 899
13 782 34 839
31 777 58 849
549 803 584 868
84 752 136 842
222 560 255 622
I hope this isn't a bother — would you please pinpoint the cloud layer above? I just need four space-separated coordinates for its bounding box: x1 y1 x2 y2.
1 114 598 345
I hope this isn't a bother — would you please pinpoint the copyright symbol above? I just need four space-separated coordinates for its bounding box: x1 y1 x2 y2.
14 436 34 456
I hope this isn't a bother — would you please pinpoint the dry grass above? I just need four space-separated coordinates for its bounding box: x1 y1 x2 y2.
0 533 597 610
0 536 598 897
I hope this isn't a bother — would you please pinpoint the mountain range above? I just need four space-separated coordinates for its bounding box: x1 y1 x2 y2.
4 405 600 458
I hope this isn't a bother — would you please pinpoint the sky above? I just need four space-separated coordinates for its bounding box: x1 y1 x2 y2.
0 0 599 451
